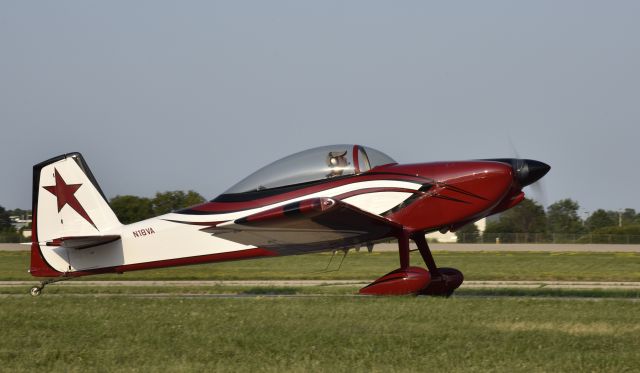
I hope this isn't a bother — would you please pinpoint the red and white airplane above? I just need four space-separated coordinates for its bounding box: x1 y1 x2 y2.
29 145 549 296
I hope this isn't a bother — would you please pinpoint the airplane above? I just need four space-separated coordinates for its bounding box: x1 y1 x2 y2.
28 144 550 296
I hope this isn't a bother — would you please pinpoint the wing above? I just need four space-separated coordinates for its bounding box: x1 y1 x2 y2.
205 198 401 254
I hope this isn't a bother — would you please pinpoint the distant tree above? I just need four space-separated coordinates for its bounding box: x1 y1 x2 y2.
0 205 21 243
488 199 547 233
0 206 12 230
483 198 546 242
584 209 616 232
151 190 206 215
547 199 584 234
483 219 503 232
110 195 154 224
8 208 29 219
601 208 636 227
622 208 637 226
456 222 480 243
582 225 640 244
109 191 206 223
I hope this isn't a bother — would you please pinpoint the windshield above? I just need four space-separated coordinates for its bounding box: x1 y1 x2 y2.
224 144 396 194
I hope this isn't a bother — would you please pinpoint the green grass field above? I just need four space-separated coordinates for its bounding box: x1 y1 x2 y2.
2 249 638 372
1 296 638 372
2 250 639 282
2 285 640 300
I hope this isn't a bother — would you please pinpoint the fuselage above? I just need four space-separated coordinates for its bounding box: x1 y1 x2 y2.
36 160 521 276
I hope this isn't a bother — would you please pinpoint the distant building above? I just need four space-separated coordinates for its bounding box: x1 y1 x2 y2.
10 215 32 229
426 218 486 243
10 215 32 238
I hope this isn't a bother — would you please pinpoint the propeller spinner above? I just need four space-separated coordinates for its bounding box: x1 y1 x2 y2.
486 158 551 187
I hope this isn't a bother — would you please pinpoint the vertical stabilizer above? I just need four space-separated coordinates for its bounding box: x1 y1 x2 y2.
30 153 121 276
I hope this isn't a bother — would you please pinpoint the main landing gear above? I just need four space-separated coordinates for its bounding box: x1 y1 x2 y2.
413 234 464 297
359 232 464 296
29 275 73 297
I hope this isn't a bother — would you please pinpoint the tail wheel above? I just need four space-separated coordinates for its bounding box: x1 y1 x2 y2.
30 286 42 297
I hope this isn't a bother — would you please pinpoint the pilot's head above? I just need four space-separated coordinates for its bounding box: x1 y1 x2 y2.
326 150 348 177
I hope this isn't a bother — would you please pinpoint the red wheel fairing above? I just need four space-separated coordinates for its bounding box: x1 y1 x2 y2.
419 268 464 296
359 266 431 295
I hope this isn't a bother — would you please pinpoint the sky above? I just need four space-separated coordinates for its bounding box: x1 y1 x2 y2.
1 1 639 216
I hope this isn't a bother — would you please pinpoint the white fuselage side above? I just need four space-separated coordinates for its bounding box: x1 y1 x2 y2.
41 180 420 273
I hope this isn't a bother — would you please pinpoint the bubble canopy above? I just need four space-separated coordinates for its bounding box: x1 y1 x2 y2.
223 145 397 194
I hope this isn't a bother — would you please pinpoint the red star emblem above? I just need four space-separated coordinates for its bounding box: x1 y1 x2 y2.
43 168 97 229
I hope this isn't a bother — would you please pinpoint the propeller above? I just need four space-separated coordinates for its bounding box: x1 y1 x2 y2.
487 158 550 184
487 138 551 207
484 136 551 208
528 168 549 208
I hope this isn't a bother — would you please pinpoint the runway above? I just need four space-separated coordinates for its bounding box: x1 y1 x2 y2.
1 291 638 302
375 243 640 252
3 279 640 290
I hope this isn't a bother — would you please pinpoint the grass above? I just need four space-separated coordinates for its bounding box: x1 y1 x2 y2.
1 296 638 372
1 285 639 299
2 249 639 371
455 287 640 299
2 250 639 282
0 285 357 296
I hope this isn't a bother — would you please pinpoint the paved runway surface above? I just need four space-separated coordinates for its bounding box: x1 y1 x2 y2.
3 280 639 290
2 292 637 302
375 243 640 252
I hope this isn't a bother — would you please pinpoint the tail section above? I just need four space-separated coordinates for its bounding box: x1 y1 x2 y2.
30 153 122 276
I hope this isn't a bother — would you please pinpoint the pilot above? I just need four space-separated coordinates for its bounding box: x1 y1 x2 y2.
326 150 349 178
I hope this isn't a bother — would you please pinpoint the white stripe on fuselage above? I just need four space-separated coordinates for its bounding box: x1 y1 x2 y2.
166 180 421 222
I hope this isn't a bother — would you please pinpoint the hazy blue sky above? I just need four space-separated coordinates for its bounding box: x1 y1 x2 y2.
1 1 638 215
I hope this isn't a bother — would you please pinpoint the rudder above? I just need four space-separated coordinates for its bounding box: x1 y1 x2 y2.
30 153 121 276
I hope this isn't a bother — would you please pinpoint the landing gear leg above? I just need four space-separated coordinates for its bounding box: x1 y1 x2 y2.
413 233 439 276
398 231 411 269
413 234 464 296
358 231 430 296
29 275 73 297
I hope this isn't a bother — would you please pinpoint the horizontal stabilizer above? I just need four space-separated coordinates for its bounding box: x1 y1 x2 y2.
45 235 121 250
206 198 401 253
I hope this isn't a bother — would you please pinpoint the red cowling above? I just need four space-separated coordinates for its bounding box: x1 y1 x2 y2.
359 266 431 296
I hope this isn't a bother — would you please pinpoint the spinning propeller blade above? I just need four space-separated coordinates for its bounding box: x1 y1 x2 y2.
491 137 551 206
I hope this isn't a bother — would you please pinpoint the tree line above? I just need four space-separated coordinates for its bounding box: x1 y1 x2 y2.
108 190 205 224
457 198 640 243
0 191 205 242
2 193 640 243
0 206 31 242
